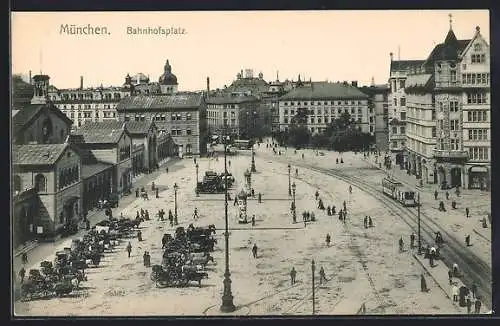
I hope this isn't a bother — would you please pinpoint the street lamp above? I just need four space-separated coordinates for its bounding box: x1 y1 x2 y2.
173 183 179 225
195 163 199 197
312 259 316 315
417 192 421 254
220 130 236 313
288 164 292 196
292 182 296 223
251 148 256 172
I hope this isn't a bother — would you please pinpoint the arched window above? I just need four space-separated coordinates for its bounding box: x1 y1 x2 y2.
35 174 46 192
14 175 22 192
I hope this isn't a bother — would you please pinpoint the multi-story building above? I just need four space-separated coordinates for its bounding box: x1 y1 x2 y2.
360 82 390 151
388 56 425 165
405 24 490 190
116 93 208 157
206 94 260 139
278 82 372 135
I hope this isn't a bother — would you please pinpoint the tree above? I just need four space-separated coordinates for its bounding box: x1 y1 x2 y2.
288 125 311 148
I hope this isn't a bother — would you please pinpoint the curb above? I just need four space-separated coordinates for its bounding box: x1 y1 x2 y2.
412 254 453 301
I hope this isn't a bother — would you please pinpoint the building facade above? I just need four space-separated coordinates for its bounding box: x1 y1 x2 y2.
116 93 208 157
360 83 390 151
387 57 425 165
404 24 490 190
278 82 372 135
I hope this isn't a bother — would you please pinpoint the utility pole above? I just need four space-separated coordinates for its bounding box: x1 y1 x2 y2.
417 192 421 254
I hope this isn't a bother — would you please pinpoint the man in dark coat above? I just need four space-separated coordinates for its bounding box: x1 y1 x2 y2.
290 267 297 285
474 297 482 314
471 283 477 299
421 274 428 292
466 207 470 218
326 234 331 247
410 233 416 248
363 216 368 229
19 267 26 283
466 235 471 246
126 242 132 258
448 268 453 285
252 244 258 258
434 190 438 200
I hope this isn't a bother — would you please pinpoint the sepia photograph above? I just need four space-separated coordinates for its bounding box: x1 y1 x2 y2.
11 10 491 316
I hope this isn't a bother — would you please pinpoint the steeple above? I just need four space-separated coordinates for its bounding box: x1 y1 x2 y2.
164 59 171 73
444 13 458 45
449 13 453 30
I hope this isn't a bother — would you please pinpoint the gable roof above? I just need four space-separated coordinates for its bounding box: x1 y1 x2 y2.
390 60 425 73
125 120 155 135
459 27 488 58
12 103 73 134
116 93 203 111
74 120 127 144
280 82 369 101
423 29 471 66
13 143 69 166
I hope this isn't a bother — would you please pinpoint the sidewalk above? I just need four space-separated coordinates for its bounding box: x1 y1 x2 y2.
12 156 182 299
412 252 489 314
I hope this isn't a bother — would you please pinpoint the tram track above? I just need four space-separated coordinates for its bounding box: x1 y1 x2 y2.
287 161 492 309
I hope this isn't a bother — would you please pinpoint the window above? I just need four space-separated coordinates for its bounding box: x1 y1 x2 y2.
468 129 488 140
393 98 397 106
399 80 405 89
186 129 192 135
432 127 437 138
95 111 99 118
451 70 457 82
450 139 459 150
284 118 288 124
400 127 405 134
400 98 406 107
467 93 487 104
471 54 485 63
450 120 459 131
450 101 459 112
392 141 397 149
400 112 406 120
35 174 46 192
469 147 489 161
187 113 192 120
392 127 397 134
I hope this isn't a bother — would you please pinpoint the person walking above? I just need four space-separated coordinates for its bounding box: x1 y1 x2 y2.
349 185 352 194
290 267 297 285
319 266 327 285
474 297 482 314
137 230 142 242
471 283 477 299
252 244 258 258
420 274 428 292
21 252 28 265
466 207 470 218
368 216 373 228
410 232 416 249
143 251 148 267
19 267 26 284
363 216 368 229
466 235 471 246
453 263 460 277
251 215 256 227
258 193 262 203
466 292 472 314
452 284 459 302
399 237 404 252
193 208 199 220
295 168 298 177
126 242 132 258
445 191 449 200
326 233 331 247
434 190 438 200
448 268 453 285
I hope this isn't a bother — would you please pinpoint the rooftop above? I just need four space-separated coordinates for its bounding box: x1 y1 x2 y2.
73 120 126 144
81 162 114 179
13 143 68 166
116 93 203 111
405 74 434 89
280 82 369 101
125 120 155 135
390 60 425 73
206 94 259 105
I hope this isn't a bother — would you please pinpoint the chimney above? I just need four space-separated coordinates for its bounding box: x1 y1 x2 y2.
29 70 32 85
390 52 394 61
80 76 84 89
206 77 210 98
351 81 358 87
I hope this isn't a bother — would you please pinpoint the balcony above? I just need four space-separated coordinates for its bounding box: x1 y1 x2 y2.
433 149 469 160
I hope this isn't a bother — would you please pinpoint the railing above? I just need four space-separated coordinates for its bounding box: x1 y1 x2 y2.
433 149 469 159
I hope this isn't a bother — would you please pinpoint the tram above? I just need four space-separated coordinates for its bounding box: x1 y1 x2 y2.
382 176 417 207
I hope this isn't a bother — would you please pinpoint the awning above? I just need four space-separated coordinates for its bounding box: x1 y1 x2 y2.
469 166 488 173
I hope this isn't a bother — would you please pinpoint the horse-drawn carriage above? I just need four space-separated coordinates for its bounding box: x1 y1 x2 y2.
150 264 208 288
196 171 227 194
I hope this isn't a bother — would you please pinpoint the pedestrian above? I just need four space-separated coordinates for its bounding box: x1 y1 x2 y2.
410 232 416 248
349 185 352 194
448 268 453 285
343 200 347 211
156 188 159 198
252 244 258 258
434 190 438 200
452 284 459 302
141 208 144 218
331 205 336 215
19 267 26 283
474 297 482 314
466 207 470 218
21 252 28 265
143 251 148 266
471 283 477 299
234 195 238 206
290 267 297 285
326 233 331 247
258 193 262 203
453 263 459 277
399 237 404 252
136 188 139 197
420 274 428 292
340 158 343 164
445 191 449 200
295 168 298 177
251 188 255 198
302 153 304 159
145 210 149 220
193 207 199 220
466 234 471 246
252 215 256 227
363 216 368 229
166 167 169 173
137 230 142 242
228 160 231 167
315 190 319 201
466 292 472 314
126 242 132 258
319 266 327 284
368 216 373 227
456 186 460 197
151 182 155 191
336 158 339 164
137 211 140 220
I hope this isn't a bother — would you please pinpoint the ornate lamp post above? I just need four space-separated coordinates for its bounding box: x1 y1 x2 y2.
244 169 252 195
173 182 179 225
221 131 236 312
195 163 199 197
288 164 292 196
292 182 296 223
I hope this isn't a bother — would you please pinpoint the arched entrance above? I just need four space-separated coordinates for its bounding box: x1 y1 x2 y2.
450 167 462 188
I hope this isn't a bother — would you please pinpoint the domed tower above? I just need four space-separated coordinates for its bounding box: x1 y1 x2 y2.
31 74 50 105
158 59 178 94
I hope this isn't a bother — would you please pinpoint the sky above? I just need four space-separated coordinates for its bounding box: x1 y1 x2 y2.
11 10 489 91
